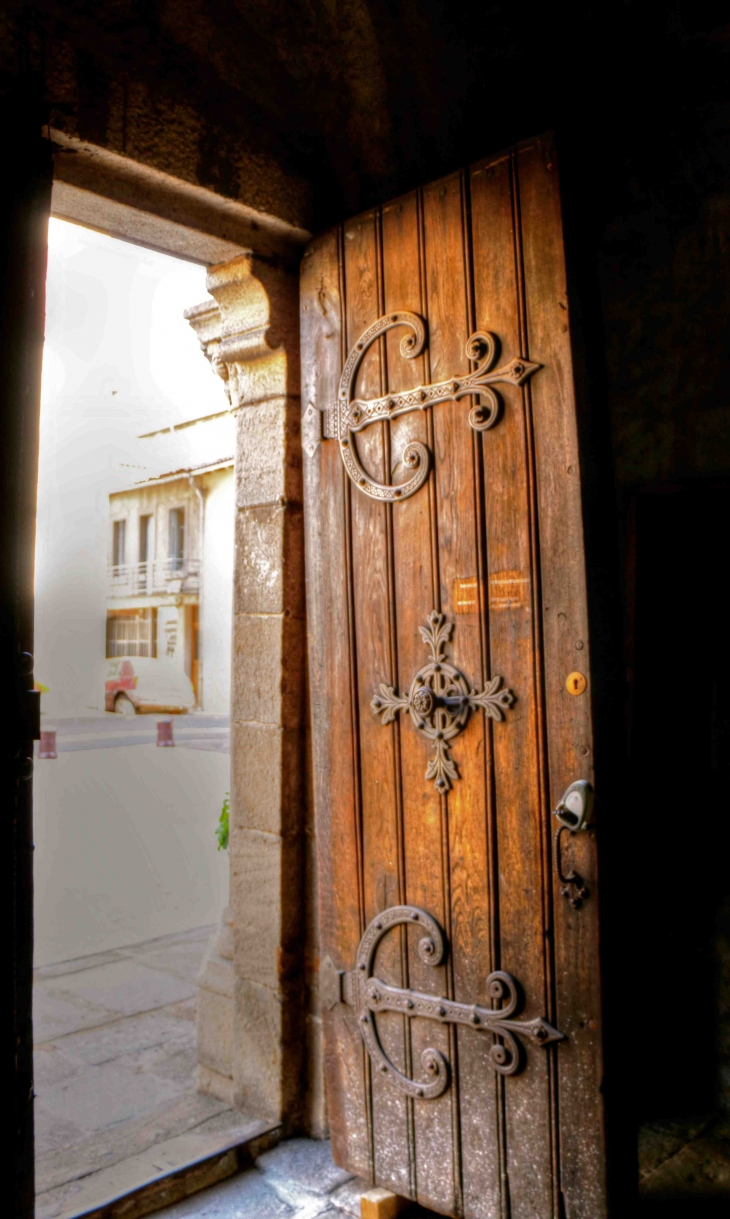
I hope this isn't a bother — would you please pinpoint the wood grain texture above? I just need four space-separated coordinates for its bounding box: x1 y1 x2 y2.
470 148 555 1219
301 228 370 1177
302 137 607 1219
518 135 607 1219
344 210 412 1196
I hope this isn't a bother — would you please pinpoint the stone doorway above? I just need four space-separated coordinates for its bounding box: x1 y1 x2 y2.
32 214 280 1217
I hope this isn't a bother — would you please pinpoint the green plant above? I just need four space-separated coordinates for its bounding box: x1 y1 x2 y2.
216 792 229 851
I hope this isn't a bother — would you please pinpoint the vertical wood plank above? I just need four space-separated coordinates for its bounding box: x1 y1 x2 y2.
380 190 454 1206
381 172 466 1217
301 228 370 1175
343 212 412 1194
379 190 433 1203
470 150 556 1217
421 170 504 1219
518 135 607 1219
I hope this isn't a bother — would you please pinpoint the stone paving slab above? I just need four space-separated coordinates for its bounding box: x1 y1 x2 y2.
155 1169 295 1219
40 1056 186 1132
152 1139 354 1219
43 956 198 1020
33 981 117 1042
36 1094 233 1198
148 1137 445 1219
328 1177 370 1217
37 1000 196 1070
34 926 242 1219
124 935 215 983
256 1138 353 1199
34 959 197 1044
43 1117 277 1219
35 949 128 981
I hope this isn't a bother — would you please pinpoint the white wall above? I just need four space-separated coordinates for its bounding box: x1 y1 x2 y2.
200 468 234 713
35 219 227 717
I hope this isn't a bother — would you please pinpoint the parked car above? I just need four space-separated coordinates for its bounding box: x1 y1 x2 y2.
105 657 195 714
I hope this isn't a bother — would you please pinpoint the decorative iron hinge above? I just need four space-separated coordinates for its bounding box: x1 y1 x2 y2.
303 312 541 501
321 905 564 1098
371 610 514 792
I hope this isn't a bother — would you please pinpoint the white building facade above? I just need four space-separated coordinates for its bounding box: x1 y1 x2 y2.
107 414 235 712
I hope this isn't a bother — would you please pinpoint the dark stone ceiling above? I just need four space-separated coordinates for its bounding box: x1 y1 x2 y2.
2 1 730 232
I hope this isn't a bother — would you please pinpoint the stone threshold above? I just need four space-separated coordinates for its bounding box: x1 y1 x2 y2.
50 1117 281 1219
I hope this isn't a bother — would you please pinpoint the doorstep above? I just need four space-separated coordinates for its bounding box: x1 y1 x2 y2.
49 1114 281 1219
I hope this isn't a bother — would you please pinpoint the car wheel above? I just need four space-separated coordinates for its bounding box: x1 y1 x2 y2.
114 694 137 717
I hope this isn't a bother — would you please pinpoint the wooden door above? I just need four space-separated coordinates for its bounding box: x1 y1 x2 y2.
301 134 606 1219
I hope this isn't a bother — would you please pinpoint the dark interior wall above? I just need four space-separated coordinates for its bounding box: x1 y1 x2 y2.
630 485 730 1119
602 190 730 491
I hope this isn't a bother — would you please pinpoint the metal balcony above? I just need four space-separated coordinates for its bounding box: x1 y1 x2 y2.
107 559 201 597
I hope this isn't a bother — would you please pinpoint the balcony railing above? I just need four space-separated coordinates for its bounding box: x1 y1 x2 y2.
107 559 201 596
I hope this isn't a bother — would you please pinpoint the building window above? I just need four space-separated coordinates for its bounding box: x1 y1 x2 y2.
138 515 153 589
169 508 184 572
106 608 158 658
112 519 126 569
139 514 153 563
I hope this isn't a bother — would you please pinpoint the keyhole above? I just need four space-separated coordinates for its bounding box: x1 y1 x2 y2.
565 671 587 696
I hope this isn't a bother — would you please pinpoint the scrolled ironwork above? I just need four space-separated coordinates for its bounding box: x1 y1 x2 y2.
328 312 541 500
371 610 514 792
324 905 564 1099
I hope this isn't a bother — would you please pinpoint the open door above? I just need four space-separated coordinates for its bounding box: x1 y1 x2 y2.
301 134 607 1218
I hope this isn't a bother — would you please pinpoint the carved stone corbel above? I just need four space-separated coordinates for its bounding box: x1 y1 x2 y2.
183 298 230 403
185 253 299 413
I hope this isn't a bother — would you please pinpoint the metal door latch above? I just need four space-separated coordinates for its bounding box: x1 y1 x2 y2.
552 780 593 908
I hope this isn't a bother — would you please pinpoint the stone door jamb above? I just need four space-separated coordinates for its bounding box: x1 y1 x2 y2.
187 254 312 1128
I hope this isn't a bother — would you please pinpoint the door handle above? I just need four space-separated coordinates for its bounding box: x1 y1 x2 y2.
552 780 593 908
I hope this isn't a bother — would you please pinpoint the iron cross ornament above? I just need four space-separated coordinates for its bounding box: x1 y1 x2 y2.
371 610 515 792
